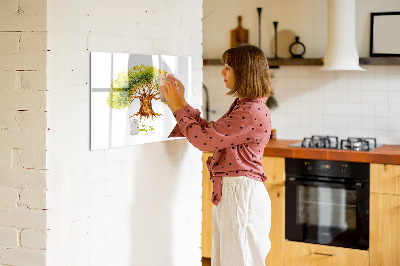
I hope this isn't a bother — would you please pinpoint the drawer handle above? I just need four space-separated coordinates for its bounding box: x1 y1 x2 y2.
314 252 335 257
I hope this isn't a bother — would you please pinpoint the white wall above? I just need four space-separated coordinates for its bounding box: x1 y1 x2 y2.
203 0 400 145
203 0 400 58
0 0 48 265
47 0 203 266
271 65 400 144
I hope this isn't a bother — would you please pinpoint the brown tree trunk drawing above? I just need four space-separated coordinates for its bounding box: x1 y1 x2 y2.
130 85 161 120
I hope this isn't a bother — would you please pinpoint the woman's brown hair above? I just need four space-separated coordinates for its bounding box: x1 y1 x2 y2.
221 44 273 99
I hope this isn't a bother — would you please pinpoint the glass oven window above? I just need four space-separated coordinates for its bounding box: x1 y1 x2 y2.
297 186 357 230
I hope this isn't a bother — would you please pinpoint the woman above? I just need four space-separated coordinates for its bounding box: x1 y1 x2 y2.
162 44 273 266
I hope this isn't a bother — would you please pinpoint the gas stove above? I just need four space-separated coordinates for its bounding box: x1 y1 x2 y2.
289 135 381 151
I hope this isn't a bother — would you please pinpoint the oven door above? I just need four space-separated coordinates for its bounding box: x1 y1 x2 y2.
285 177 369 250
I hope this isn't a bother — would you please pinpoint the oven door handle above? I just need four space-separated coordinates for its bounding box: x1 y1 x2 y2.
287 177 364 189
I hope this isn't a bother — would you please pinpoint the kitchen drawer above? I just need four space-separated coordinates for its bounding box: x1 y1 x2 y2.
284 241 369 266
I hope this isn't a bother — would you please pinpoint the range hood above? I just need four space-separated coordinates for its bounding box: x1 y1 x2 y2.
320 0 365 71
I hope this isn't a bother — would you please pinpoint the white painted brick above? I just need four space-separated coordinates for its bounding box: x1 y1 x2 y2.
72 218 88 238
166 0 191 16
189 3 203 19
120 37 153 55
182 42 202 57
0 90 46 111
104 178 123 196
0 227 19 247
190 159 203 174
87 212 109 233
71 166 88 187
16 70 47 91
0 71 16 90
0 208 46 230
0 247 45 266
20 149 46 170
10 148 21 169
19 31 48 56
0 13 46 32
88 33 124 53
0 150 11 169
0 129 46 150
0 51 46 72
19 189 46 209
0 110 46 130
191 68 203 83
0 0 18 13
20 229 46 249
181 16 202 30
0 187 19 208
87 164 108 183
0 169 47 189
191 92 204 107
191 55 203 68
19 0 47 15
153 10 180 27
0 33 20 54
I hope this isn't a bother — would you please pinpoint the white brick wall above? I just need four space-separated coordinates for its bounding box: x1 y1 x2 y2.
0 0 48 265
47 1 203 266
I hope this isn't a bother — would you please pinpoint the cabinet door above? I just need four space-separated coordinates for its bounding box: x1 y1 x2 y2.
370 163 400 195
202 152 213 258
370 193 400 266
261 156 285 185
264 184 284 266
284 241 369 266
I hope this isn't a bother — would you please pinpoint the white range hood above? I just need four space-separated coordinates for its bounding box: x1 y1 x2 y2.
320 0 365 71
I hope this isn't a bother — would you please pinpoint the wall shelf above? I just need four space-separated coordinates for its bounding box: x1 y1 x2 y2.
203 57 400 67
359 57 400 65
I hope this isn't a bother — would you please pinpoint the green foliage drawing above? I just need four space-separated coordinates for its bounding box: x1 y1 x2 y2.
106 64 167 120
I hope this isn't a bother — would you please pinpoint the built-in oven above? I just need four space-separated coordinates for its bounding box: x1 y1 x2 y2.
285 158 370 250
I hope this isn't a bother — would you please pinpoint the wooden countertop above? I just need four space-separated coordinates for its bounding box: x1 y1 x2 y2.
263 139 400 165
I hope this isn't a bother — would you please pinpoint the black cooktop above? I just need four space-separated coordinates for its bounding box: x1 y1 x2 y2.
289 135 382 151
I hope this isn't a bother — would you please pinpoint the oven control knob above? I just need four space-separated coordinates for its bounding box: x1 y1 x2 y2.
340 164 347 174
304 161 312 171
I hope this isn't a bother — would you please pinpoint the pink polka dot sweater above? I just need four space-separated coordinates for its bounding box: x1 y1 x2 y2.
169 97 271 206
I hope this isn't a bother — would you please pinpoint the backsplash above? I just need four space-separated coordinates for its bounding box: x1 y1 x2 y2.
203 65 400 144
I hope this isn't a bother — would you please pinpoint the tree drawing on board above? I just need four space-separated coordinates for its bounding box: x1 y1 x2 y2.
106 64 167 135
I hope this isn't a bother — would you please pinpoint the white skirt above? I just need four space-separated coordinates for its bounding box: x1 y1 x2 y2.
212 176 271 266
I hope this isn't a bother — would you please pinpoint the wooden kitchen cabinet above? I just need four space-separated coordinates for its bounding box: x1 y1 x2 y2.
262 156 285 266
261 156 285 186
264 184 285 266
370 163 400 195
202 152 213 258
201 154 286 265
284 241 369 266
370 163 400 266
370 193 400 266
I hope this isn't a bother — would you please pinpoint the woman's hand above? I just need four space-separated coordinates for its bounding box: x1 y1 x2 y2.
161 76 185 113
174 77 187 108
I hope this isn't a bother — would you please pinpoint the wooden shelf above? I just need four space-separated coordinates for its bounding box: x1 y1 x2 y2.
268 58 322 67
203 57 400 67
359 57 400 65
203 58 323 67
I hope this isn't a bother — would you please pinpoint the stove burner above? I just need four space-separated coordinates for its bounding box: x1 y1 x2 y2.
340 137 377 151
295 136 378 151
301 135 339 149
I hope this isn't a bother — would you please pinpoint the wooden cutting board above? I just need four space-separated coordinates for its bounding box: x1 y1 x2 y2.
231 16 249 48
